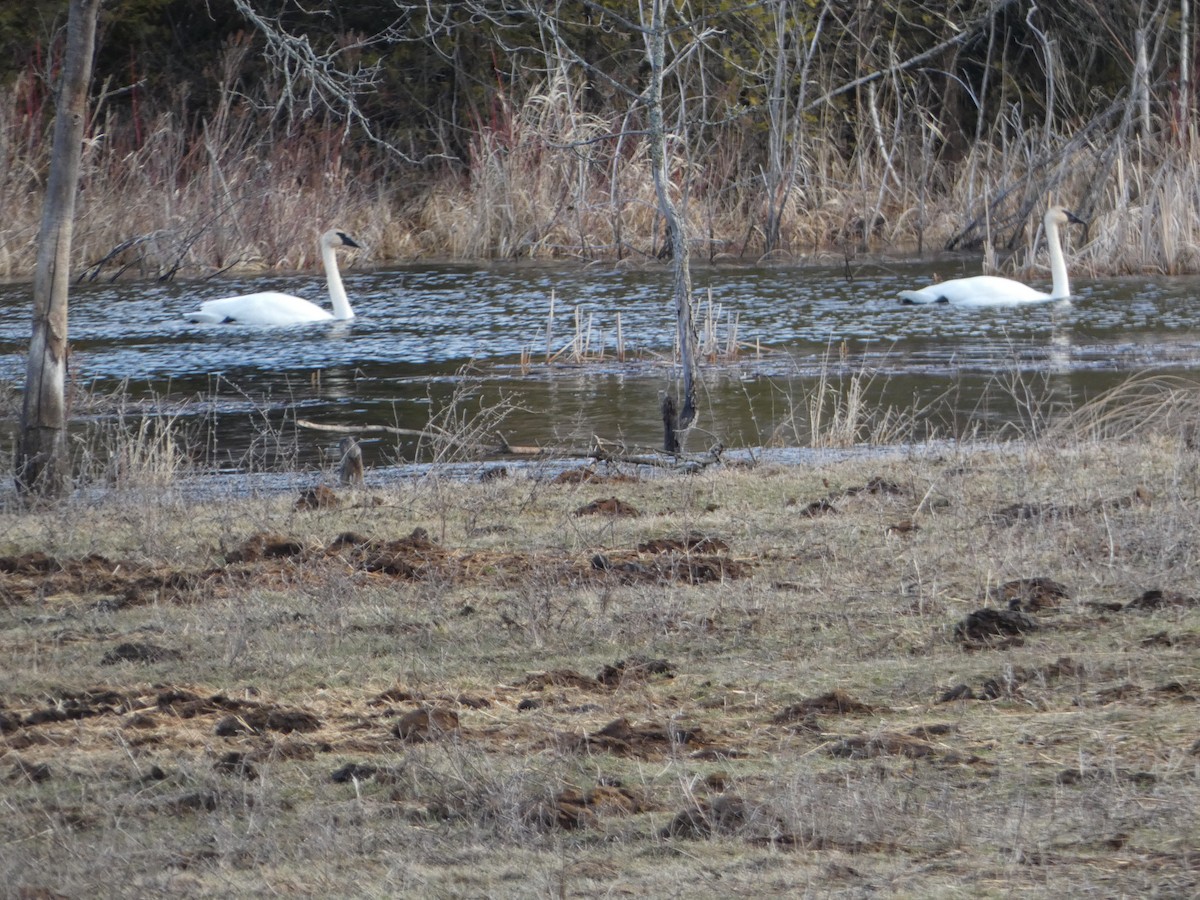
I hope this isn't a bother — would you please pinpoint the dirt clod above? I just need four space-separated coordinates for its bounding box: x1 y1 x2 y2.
992 577 1071 612
954 608 1039 647
100 641 180 665
295 484 339 510
1126 588 1197 610
573 497 640 517
773 690 877 723
331 763 378 783
596 656 675 687
662 795 783 839
394 707 460 741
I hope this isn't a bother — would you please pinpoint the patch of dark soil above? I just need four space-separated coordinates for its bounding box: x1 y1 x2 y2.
752 830 904 853
23 688 131 726
226 533 307 563
827 731 940 759
552 468 640 485
596 656 675 687
258 738 331 760
1138 631 1200 649
982 672 1035 699
939 683 977 702
1125 588 1199 610
0 552 203 608
266 709 322 733
8 758 53 783
1085 600 1126 614
100 641 180 665
591 551 749 584
0 551 60 575
636 533 729 555
331 762 378 783
990 502 1058 525
214 706 322 736
156 689 241 718
845 476 904 496
953 607 1038 648
332 528 445 578
327 532 373 551
528 783 647 830
661 795 785 839
991 577 1071 613
467 524 514 537
371 686 426 705
394 707 460 742
573 497 640 517
940 656 1084 703
772 689 878 723
991 487 1151 526
788 477 904 519
792 498 838 517
908 723 957 739
213 751 258 779
452 693 491 709
295 484 339 510
1056 767 1158 787
1151 680 1198 700
569 717 706 758
1088 683 1144 703
162 790 222 813
520 669 603 691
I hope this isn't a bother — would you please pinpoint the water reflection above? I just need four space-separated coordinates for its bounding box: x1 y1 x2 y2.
1 260 1198 469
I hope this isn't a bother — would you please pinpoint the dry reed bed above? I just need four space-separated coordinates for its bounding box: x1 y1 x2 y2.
6 69 1200 281
0 432 1197 896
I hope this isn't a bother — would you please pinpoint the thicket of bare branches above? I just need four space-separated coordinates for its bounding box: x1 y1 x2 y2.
1 0 1198 276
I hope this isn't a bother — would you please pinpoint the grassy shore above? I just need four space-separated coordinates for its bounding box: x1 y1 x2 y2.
1 426 1197 896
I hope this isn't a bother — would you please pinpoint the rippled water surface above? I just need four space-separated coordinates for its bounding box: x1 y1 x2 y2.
2 258 1198 470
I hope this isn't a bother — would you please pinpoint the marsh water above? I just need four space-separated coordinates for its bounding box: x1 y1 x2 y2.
1 257 1198 473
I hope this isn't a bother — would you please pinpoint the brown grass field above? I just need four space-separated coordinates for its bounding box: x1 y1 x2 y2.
1 418 1198 897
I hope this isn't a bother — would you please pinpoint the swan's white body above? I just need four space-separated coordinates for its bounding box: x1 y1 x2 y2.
188 229 361 326
899 207 1084 308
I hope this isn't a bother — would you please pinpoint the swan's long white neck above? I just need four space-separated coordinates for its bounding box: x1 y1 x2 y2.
1046 217 1070 299
322 237 354 320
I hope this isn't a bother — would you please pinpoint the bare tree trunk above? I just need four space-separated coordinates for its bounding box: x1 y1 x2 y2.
646 0 696 439
1182 0 1192 137
17 0 101 498
1135 27 1152 136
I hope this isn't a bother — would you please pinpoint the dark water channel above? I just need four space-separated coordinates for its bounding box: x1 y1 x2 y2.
1 257 1198 474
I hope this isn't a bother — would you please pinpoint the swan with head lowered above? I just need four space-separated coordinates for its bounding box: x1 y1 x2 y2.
899 206 1085 307
187 229 362 326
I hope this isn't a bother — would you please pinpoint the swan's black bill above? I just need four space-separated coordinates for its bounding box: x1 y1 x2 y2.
336 231 362 249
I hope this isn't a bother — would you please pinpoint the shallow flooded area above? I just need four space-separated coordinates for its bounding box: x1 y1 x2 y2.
1 258 1197 470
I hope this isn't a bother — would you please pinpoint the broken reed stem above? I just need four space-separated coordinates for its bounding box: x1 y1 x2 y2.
545 289 555 363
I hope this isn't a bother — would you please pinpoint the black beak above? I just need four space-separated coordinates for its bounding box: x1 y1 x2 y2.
1065 210 1086 227
337 232 362 249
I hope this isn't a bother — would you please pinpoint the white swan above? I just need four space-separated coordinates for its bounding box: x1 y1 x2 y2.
899 206 1084 307
187 229 362 326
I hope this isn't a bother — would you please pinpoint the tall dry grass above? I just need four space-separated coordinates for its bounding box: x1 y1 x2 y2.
6 43 1200 279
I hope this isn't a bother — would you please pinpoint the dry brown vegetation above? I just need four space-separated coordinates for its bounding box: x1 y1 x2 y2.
5 50 1200 282
1 424 1198 896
